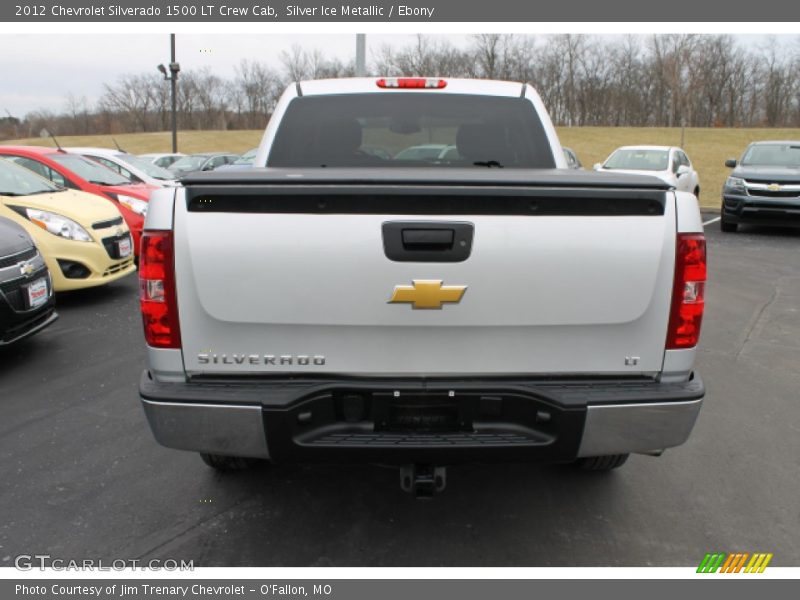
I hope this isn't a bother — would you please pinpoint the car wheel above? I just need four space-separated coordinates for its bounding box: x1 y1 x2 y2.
694 186 700 199
574 454 629 471
200 453 262 471
720 213 738 233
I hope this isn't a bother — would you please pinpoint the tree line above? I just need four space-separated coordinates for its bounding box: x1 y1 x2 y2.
5 34 800 141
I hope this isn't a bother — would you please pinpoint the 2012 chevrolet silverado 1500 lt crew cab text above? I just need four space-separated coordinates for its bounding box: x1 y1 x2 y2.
138 78 706 496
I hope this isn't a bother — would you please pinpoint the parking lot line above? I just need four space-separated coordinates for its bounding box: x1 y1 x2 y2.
703 216 721 226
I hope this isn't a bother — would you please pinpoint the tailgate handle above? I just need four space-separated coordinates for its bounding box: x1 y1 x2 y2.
402 228 454 250
383 221 474 263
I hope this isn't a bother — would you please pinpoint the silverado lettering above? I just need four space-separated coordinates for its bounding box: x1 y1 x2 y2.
197 353 326 366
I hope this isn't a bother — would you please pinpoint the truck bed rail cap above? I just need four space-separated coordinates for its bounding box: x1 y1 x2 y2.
181 168 672 190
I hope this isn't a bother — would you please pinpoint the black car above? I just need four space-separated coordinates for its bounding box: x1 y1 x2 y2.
721 141 800 232
0 216 57 346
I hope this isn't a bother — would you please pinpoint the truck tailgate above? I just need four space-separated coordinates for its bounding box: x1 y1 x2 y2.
175 174 675 377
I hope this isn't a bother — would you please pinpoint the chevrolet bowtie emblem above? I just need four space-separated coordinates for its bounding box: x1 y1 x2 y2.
389 279 467 309
19 261 35 277
768 183 781 192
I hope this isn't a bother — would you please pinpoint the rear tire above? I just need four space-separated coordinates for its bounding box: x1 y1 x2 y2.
575 454 629 471
200 453 262 471
694 187 700 199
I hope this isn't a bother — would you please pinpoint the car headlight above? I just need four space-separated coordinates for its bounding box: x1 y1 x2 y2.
13 207 93 242
116 195 148 217
724 176 747 194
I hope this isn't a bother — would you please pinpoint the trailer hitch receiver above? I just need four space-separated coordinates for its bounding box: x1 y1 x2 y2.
400 464 446 498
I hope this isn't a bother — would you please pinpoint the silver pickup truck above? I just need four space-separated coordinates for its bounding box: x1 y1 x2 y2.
138 78 706 496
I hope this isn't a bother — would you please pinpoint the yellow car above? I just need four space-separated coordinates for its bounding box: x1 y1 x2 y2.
0 158 136 291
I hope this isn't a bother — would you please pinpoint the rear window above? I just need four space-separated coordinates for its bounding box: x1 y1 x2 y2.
267 93 556 169
603 149 669 172
49 154 131 186
116 154 176 180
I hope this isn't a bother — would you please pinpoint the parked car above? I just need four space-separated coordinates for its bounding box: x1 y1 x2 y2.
0 215 57 346
361 146 393 160
595 146 700 196
394 144 460 161
168 153 240 177
139 153 185 169
214 148 258 172
0 146 153 257
0 158 135 291
721 140 800 232
563 147 583 169
66 147 180 188
139 77 705 496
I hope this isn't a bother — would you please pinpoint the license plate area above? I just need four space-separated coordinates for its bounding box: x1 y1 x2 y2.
103 233 132 259
378 393 467 432
25 277 48 309
117 236 132 258
368 392 471 433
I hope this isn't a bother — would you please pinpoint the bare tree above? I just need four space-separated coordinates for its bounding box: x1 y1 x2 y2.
760 40 797 126
12 35 800 138
64 93 93 135
374 35 471 77
280 45 356 81
231 59 283 130
99 74 159 132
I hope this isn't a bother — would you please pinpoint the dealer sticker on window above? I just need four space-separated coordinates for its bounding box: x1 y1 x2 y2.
118 237 132 258
27 278 48 309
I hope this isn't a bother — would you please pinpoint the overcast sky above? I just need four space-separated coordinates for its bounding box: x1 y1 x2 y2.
0 34 443 118
0 33 789 119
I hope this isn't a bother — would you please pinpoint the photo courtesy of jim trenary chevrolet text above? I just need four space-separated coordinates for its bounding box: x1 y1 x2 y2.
0 0 798 596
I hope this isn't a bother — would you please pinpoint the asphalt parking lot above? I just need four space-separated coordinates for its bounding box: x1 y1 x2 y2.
1 217 799 567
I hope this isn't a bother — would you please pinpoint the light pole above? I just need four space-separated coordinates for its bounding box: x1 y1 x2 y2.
157 34 180 153
356 34 366 77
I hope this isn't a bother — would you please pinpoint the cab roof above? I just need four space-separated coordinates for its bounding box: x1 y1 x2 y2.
65 147 127 156
297 77 528 98
748 140 800 145
615 145 678 152
0 145 61 155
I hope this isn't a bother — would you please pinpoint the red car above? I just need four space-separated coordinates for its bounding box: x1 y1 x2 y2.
0 146 157 256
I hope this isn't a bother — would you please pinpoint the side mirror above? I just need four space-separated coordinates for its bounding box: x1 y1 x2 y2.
593 163 603 171
725 158 737 168
676 165 690 177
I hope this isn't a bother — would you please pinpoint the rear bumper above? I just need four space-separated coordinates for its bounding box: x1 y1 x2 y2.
722 193 800 226
139 371 705 464
0 305 58 346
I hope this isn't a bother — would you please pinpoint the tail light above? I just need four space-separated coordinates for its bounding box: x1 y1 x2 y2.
667 233 706 349
376 77 447 89
139 230 181 348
